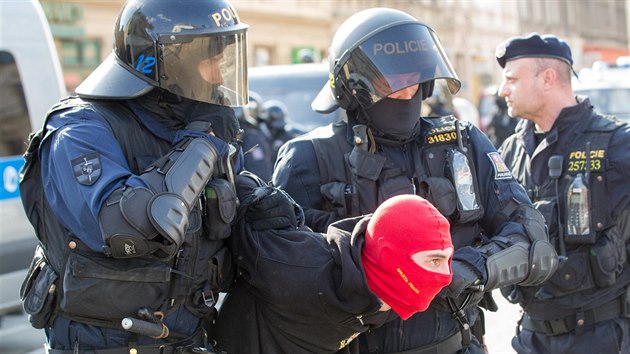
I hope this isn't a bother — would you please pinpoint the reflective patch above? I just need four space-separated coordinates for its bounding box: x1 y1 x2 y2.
487 152 512 180
426 131 457 145
567 149 605 172
339 332 360 349
123 240 138 256
72 152 101 186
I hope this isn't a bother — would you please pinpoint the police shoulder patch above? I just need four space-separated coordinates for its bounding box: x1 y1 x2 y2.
71 151 102 186
486 152 512 180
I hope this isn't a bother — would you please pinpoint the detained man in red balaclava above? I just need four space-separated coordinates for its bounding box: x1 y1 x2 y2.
213 191 453 353
363 194 454 319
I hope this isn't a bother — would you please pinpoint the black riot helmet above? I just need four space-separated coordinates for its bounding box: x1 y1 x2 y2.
312 8 461 113
259 100 288 131
247 91 264 119
75 0 249 107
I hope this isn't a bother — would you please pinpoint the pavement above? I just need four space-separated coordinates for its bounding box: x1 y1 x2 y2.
484 290 521 354
0 311 46 354
0 290 520 354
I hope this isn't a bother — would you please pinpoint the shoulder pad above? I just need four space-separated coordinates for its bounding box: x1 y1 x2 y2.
587 114 624 133
303 121 347 142
45 96 90 117
425 115 458 129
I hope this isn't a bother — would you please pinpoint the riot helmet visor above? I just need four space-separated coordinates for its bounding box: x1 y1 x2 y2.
158 30 248 106
337 23 460 109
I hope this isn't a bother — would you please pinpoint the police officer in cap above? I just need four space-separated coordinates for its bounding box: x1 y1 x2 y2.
18 0 280 352
497 33 630 354
272 8 558 354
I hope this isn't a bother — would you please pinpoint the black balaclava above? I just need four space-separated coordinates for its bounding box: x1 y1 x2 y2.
135 89 239 143
362 86 423 142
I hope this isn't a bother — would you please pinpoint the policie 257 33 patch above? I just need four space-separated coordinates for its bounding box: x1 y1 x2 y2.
567 149 606 172
72 151 102 186
487 152 512 180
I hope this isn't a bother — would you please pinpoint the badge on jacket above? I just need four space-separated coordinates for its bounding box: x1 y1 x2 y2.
72 151 102 186
487 152 512 180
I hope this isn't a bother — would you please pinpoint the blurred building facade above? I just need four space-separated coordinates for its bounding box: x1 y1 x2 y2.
39 0 629 103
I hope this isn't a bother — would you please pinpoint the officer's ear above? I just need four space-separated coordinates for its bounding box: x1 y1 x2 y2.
541 67 557 89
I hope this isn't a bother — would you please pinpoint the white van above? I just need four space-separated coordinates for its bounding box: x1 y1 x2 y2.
574 62 630 123
0 0 66 317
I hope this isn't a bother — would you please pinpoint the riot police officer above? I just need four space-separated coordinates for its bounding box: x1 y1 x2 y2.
497 33 630 354
247 91 264 122
259 99 298 162
272 8 558 354
19 0 255 352
234 95 274 181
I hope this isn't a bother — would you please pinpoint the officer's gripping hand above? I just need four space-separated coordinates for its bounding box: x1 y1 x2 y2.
438 246 488 300
244 186 304 231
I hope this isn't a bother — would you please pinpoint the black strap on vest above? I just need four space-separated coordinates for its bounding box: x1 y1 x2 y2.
90 100 171 174
311 122 352 184
46 328 211 354
520 296 624 336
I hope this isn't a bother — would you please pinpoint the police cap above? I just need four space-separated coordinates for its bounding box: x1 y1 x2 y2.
495 33 573 68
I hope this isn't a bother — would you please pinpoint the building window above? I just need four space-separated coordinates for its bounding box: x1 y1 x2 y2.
254 46 273 66
59 39 101 68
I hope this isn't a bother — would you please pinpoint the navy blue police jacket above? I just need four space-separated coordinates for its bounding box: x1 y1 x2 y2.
38 101 210 348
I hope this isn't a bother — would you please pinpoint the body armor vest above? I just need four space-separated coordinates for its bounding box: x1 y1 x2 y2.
311 116 484 248
19 97 234 330
505 114 630 308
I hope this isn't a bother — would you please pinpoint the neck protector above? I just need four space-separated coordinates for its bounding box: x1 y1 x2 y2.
365 90 423 141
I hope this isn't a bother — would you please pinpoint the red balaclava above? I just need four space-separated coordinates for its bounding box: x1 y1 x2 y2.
362 194 453 320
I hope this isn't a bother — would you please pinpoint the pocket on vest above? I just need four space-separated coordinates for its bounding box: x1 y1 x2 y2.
543 251 594 297
20 250 58 329
590 228 626 288
60 252 171 321
204 179 237 240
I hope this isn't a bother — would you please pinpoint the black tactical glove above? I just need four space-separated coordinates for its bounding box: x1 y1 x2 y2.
438 246 488 300
244 186 304 231
439 259 482 300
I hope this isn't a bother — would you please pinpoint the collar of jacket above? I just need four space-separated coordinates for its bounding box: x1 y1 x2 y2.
516 96 594 152
343 114 435 148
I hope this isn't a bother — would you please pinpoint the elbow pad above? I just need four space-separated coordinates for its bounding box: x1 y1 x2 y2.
511 203 548 242
484 239 558 290
99 138 218 259
519 239 558 286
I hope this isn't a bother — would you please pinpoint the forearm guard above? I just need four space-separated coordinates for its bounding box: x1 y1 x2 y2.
99 138 218 260
483 204 559 290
